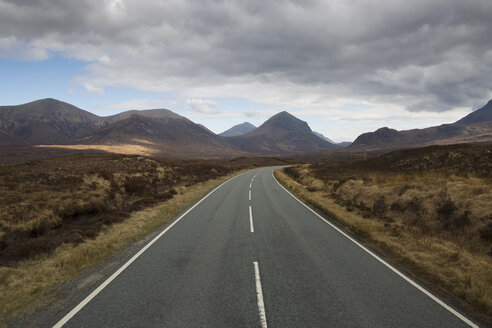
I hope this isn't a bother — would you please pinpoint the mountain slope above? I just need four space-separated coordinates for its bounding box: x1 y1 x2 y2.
455 100 492 125
227 111 338 154
0 98 104 144
313 131 335 144
220 122 256 137
78 114 244 158
0 129 13 145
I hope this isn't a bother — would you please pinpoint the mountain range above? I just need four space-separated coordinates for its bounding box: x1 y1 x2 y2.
350 100 492 150
1 98 491 159
225 112 338 154
0 98 337 158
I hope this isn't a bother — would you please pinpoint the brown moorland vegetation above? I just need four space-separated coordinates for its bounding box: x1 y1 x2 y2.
0 153 286 322
275 143 492 324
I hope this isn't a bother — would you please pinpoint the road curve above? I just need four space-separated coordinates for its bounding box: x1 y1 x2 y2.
51 167 478 328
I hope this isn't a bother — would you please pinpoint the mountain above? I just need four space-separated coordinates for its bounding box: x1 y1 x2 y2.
79 114 243 158
337 141 352 148
0 98 104 144
220 122 256 137
455 100 492 125
0 98 345 159
313 131 335 143
227 111 338 154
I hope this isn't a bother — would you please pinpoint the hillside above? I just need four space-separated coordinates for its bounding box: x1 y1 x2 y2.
78 114 245 158
227 111 338 154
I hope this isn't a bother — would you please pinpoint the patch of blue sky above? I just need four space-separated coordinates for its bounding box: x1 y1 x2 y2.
0 55 170 115
0 56 84 105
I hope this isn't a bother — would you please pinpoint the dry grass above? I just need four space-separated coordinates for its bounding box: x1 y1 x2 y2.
0 173 237 323
275 144 492 324
0 153 286 324
35 144 159 156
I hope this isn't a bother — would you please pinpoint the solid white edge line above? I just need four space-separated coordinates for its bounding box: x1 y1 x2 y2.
271 171 479 328
52 172 245 328
249 205 254 233
254 261 268 328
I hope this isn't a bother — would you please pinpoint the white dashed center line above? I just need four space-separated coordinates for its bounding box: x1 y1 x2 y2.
249 205 254 232
254 261 268 328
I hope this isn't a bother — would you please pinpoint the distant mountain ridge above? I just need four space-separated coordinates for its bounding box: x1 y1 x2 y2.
350 99 492 150
103 108 183 123
2 97 491 158
220 122 256 137
0 98 338 158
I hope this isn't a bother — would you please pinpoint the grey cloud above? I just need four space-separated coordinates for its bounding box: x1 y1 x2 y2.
0 0 491 111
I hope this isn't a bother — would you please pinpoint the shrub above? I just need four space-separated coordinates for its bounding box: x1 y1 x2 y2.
283 166 300 180
436 196 470 230
479 222 492 241
124 176 152 196
373 197 387 219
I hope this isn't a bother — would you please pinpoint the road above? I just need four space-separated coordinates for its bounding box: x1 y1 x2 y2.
51 167 478 327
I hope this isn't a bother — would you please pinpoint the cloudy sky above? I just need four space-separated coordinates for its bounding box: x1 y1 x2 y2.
1 0 491 141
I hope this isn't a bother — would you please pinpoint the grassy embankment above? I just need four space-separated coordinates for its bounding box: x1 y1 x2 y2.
275 144 492 324
0 153 282 323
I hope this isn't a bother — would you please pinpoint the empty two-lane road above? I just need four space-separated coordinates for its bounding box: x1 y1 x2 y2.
51 167 478 328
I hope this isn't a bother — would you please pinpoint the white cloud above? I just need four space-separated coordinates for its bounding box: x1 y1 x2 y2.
83 83 105 95
0 36 49 61
186 98 220 114
0 0 491 140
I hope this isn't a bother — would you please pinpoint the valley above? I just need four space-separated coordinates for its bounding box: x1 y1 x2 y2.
0 97 491 326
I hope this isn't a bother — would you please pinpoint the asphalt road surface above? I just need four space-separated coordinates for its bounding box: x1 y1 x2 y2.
51 167 478 328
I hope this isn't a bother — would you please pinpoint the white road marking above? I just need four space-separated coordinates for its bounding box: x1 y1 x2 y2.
249 182 252 189
271 171 478 328
52 173 244 328
249 190 251 201
254 261 268 328
249 205 254 233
